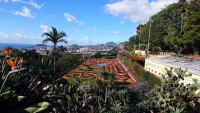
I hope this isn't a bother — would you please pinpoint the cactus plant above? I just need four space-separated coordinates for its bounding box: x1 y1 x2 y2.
140 67 200 113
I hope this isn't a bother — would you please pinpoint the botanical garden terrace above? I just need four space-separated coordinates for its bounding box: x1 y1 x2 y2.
145 56 200 84
63 58 137 85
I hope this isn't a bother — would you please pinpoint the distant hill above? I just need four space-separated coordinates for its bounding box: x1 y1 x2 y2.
27 42 124 51
105 42 116 46
35 44 47 46
66 41 123 50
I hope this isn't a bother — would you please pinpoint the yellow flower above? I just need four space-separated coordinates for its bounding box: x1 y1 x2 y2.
6 58 17 70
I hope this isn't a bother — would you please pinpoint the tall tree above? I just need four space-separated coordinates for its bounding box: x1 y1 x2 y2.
182 1 200 54
125 0 200 54
42 26 67 71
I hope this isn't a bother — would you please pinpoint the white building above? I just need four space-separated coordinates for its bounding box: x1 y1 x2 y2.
145 56 200 84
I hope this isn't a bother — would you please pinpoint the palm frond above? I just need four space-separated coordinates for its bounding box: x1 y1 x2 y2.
57 39 68 44
51 26 57 34
58 31 67 38
43 38 53 44
42 32 53 38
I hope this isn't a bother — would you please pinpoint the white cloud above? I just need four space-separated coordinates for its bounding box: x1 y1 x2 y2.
14 33 26 39
0 8 4 11
78 21 84 25
120 21 125 24
109 30 120 34
66 36 98 45
0 32 9 38
40 24 51 33
11 7 35 19
74 29 80 32
27 0 42 9
82 36 92 43
11 0 43 9
0 31 43 44
64 13 78 22
0 32 26 40
104 0 178 23
64 12 85 25
93 26 96 30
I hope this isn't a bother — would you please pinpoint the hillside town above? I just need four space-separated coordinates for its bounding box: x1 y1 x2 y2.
19 42 123 55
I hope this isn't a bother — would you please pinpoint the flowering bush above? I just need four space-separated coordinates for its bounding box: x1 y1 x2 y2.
127 55 145 62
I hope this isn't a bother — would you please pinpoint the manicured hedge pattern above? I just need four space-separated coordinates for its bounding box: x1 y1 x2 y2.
64 58 134 85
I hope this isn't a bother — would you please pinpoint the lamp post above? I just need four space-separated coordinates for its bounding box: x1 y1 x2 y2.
147 18 152 56
139 24 141 51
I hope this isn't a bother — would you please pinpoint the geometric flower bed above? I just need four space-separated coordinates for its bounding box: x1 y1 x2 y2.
64 58 134 85
103 59 134 85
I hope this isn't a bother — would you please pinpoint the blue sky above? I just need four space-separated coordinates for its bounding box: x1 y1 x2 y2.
0 0 179 46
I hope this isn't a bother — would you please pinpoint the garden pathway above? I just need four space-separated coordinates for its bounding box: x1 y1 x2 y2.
116 58 138 83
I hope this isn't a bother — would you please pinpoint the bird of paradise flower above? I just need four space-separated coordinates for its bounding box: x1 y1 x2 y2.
0 48 26 93
2 48 12 58
1 57 25 92
6 57 25 73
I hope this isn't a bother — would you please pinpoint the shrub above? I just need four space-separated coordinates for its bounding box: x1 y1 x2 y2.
118 54 161 88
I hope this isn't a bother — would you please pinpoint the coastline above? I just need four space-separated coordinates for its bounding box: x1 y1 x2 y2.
0 43 35 50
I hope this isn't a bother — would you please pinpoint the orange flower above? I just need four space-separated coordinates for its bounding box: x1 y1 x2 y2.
6 58 17 70
2 48 12 57
19 57 24 64
2 48 7 54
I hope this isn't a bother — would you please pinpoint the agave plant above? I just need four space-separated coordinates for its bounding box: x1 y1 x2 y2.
31 56 54 85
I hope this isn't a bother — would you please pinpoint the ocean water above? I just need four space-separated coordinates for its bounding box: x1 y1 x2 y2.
0 43 35 50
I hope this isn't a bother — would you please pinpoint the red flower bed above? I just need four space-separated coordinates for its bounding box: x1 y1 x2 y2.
63 58 134 85
127 55 145 62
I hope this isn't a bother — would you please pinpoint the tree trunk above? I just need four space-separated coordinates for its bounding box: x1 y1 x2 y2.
53 43 57 72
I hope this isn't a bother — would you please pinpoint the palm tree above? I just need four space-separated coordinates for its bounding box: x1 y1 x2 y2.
42 26 67 71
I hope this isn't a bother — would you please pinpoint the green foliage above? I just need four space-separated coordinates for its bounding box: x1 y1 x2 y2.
56 53 82 73
138 44 147 50
22 50 40 62
57 45 67 55
124 1 200 54
95 51 101 55
105 55 117 59
58 59 83 78
123 57 129 66
141 68 200 112
118 54 161 88
131 51 142 56
9 102 51 113
42 26 67 51
3 40 200 113
0 48 52 113
31 56 55 85
32 56 54 75
42 26 67 71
